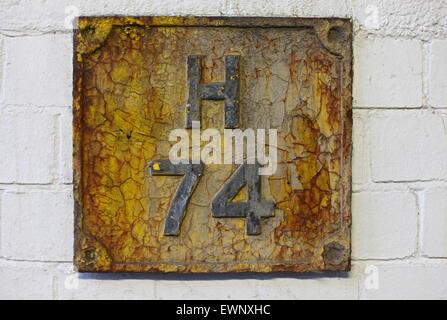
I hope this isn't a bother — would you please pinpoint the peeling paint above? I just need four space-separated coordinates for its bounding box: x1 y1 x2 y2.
73 17 352 273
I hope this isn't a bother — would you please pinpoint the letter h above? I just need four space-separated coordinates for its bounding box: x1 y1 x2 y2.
185 55 240 129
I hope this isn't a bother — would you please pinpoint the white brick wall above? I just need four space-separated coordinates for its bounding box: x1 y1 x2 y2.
0 34 72 107
60 110 73 184
429 40 447 108
352 192 418 259
1 189 73 261
422 189 447 257
353 37 423 108
358 261 447 299
55 265 157 299
369 110 447 182
0 0 446 300
0 109 57 183
0 260 55 300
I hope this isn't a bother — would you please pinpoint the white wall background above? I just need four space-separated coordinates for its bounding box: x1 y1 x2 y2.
0 0 446 300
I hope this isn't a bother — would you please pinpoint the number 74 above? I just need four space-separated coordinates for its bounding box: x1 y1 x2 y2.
150 160 275 236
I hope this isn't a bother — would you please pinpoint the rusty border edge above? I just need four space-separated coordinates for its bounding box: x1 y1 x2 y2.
73 16 353 273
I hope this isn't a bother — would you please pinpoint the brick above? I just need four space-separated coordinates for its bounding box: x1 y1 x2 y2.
352 192 418 259
0 260 54 299
156 279 260 300
0 35 5 95
353 37 422 108
60 110 73 183
370 110 447 182
1 1 446 39
56 264 156 299
0 0 71 32
352 0 447 40
257 272 358 299
428 40 447 108
155 273 358 299
422 188 447 257
1 190 73 261
0 34 72 107
0 110 56 183
0 0 350 32
352 110 371 186
358 261 447 299
226 0 350 17
0 0 229 32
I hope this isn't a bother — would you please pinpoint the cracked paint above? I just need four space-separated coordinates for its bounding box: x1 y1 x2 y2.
73 17 352 272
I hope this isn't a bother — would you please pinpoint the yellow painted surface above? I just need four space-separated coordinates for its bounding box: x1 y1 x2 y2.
73 17 352 272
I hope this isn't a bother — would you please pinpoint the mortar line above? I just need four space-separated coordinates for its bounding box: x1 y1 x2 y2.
1 26 447 41
0 257 71 263
413 189 425 257
0 183 72 188
0 36 5 105
0 104 72 110
422 40 429 109
352 256 447 262
52 274 59 300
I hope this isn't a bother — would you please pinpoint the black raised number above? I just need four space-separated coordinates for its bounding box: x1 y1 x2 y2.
150 160 203 235
211 163 274 235
150 55 274 236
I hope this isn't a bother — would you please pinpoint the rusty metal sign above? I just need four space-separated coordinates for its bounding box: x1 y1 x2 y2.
73 17 352 272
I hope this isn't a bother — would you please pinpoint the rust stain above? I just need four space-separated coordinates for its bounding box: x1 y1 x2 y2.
73 16 352 273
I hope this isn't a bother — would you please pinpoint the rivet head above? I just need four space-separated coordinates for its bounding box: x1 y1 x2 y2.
83 248 96 262
323 242 346 266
